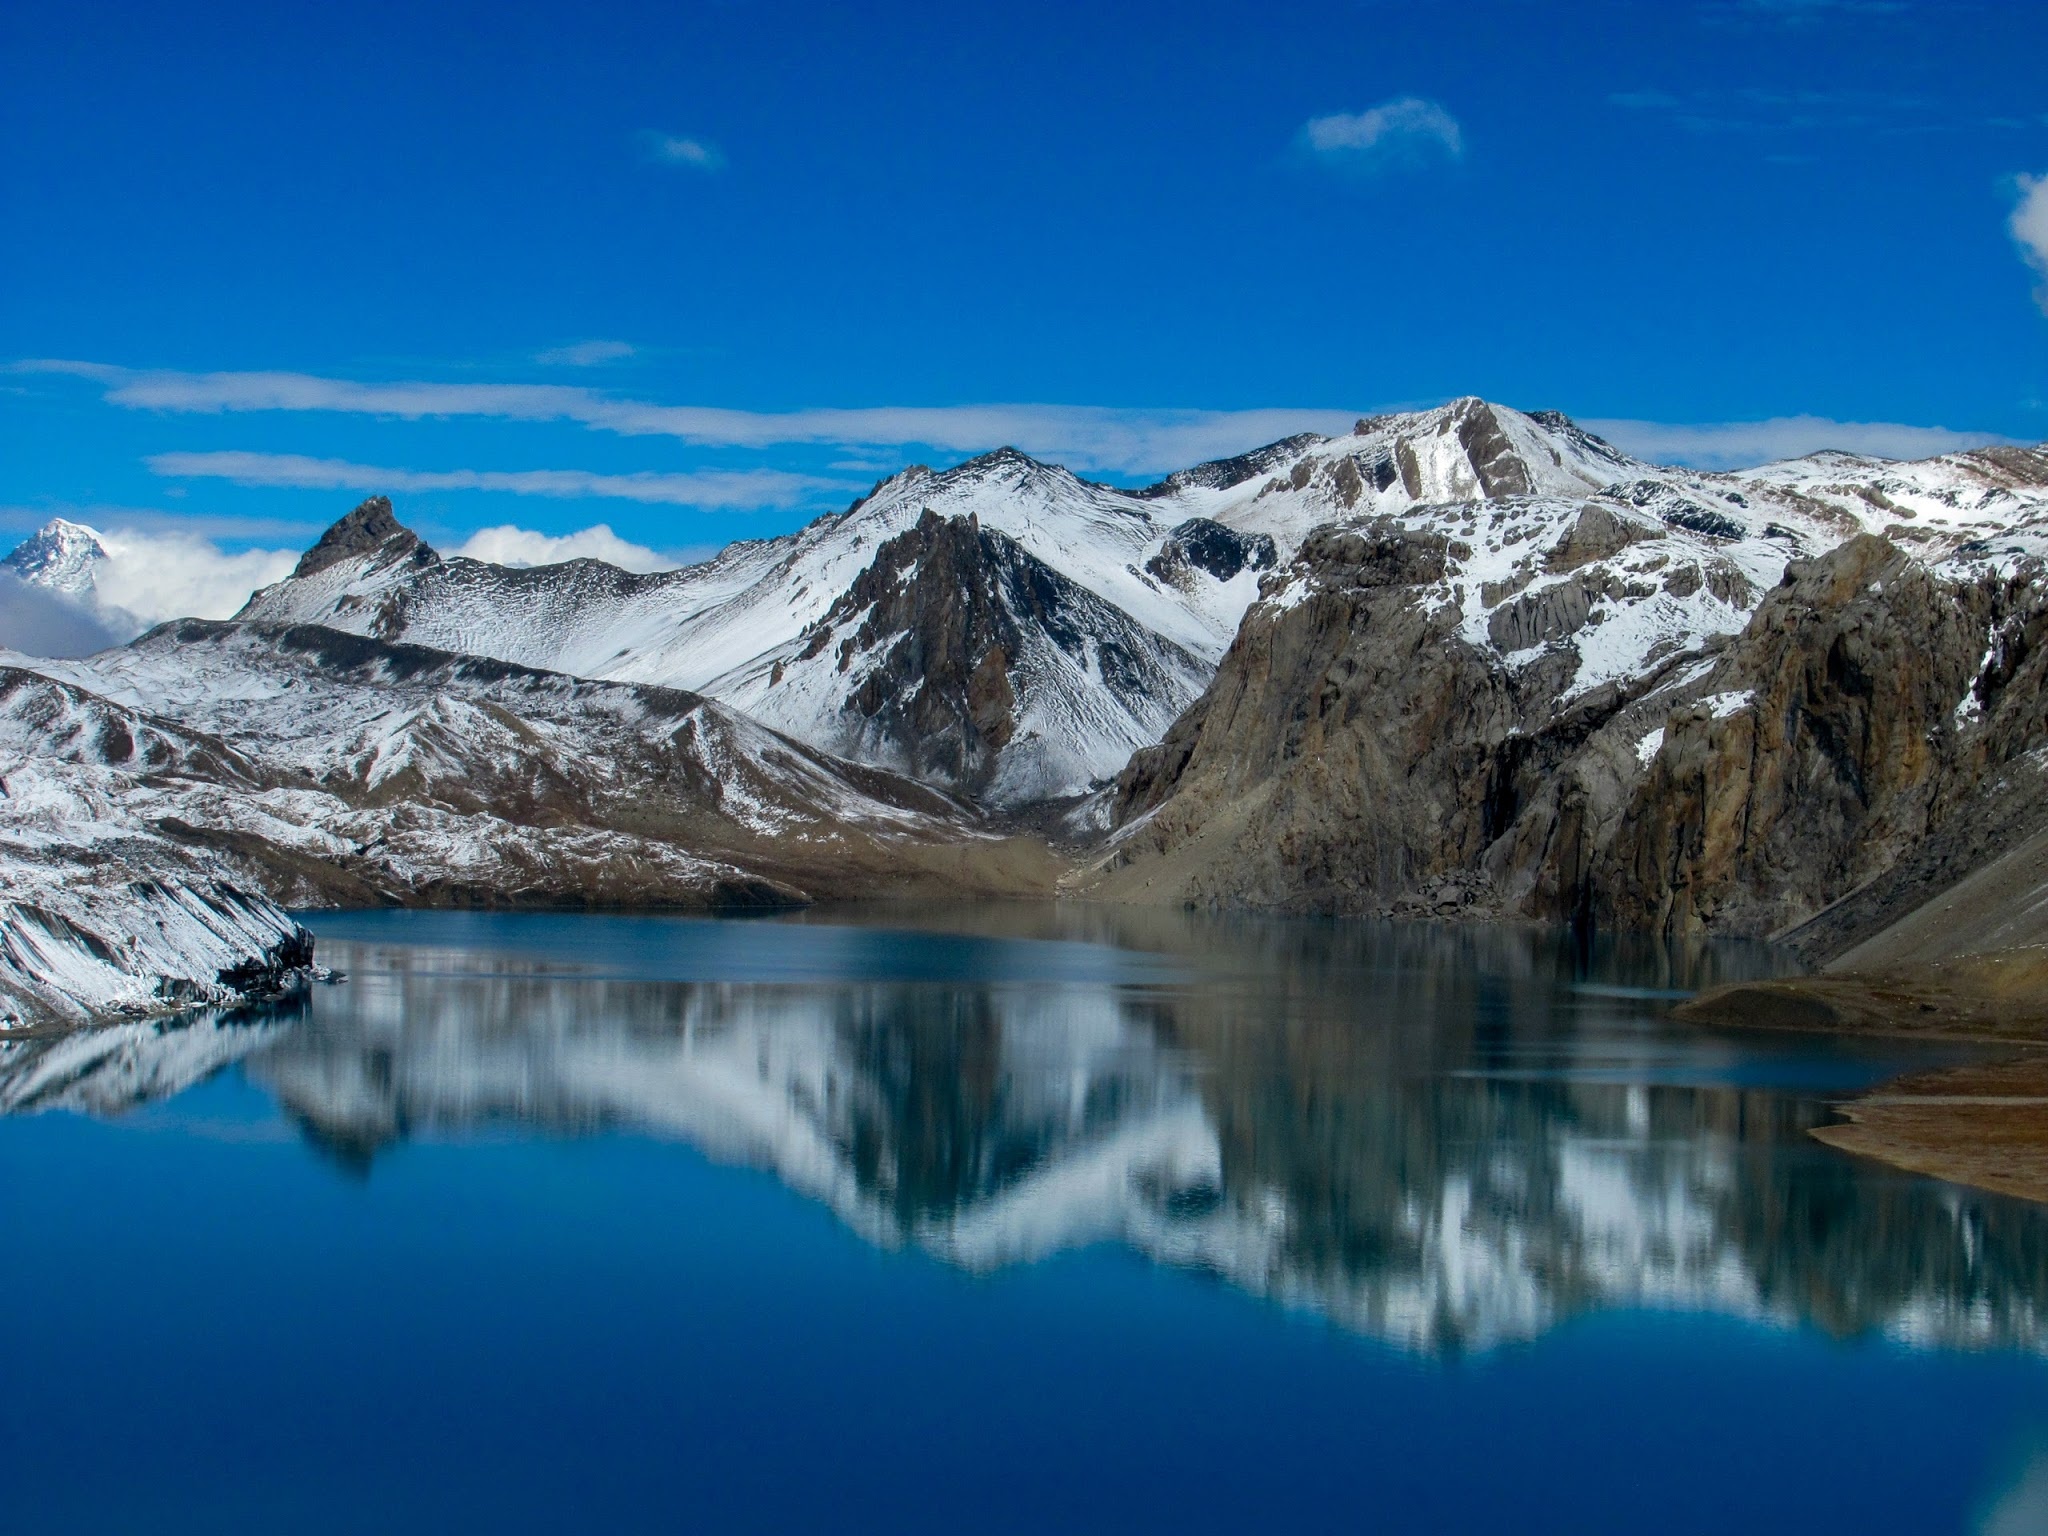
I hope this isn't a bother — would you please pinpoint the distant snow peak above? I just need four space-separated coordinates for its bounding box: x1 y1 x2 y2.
3 518 110 596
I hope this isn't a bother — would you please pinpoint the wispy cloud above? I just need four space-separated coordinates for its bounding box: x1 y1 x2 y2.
1300 97 1463 170
2013 173 2048 317
21 362 1367 474
645 133 725 171
146 451 842 509
0 502 318 544
452 524 680 573
28 359 2014 480
534 339 637 367
1585 415 2014 469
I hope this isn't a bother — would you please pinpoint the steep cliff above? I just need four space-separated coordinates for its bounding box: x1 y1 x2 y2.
1085 499 2048 949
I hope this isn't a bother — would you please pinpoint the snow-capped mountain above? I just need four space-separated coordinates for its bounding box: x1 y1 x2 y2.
6 397 2047 1026
227 402 1634 804
226 401 2048 810
1091 430 2048 935
234 463 1255 806
4 618 1040 921
1 517 108 596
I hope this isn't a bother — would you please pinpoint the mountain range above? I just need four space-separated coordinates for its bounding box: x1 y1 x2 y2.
5 397 2048 1027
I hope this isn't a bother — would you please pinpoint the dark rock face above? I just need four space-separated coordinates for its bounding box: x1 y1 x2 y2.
1098 520 2048 950
291 497 437 580
1133 435 1326 498
811 509 1023 791
212 918 319 997
1110 520 1547 912
1587 538 2048 945
802 508 1201 798
1544 503 1659 573
1454 400 1535 498
1144 519 1278 585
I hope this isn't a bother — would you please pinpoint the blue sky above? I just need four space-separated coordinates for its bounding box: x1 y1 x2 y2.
3 0 2045 568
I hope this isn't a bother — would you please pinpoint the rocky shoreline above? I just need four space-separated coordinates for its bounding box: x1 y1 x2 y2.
1678 949 2048 1204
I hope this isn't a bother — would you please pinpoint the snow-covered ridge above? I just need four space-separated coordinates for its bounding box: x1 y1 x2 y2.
214 402 2048 806
0 666 318 1030
0 872 314 1031
1236 427 2048 713
0 617 1020 1029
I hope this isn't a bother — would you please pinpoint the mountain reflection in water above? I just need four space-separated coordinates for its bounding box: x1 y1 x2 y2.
4 905 2039 1357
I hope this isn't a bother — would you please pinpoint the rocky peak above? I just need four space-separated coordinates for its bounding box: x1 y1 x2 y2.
291 497 437 580
4 518 110 594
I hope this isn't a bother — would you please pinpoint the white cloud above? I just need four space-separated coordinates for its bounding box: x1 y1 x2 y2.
19 364 1366 475
1302 98 1464 168
0 520 299 646
146 451 842 509
33 359 2016 481
2013 173 2048 316
452 524 680 573
0 572 126 658
1585 414 2014 469
89 529 298 623
646 134 725 171
534 339 637 367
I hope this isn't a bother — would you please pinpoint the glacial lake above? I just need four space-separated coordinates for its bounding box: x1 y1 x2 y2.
4 907 2048 1534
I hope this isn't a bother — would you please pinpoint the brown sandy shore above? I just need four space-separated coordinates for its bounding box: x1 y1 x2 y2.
1676 949 2048 1205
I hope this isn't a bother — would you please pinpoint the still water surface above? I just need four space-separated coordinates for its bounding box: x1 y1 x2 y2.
3 906 2047 1533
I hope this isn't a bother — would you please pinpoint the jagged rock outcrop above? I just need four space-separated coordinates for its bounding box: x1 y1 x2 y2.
1144 518 1278 586
1107 522 1515 910
1583 537 2006 937
289 495 434 579
1086 505 2048 947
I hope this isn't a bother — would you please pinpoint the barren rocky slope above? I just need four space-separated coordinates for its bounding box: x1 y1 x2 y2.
1082 445 2048 944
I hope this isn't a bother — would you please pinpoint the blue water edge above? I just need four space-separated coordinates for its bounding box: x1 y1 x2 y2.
2 906 2043 1534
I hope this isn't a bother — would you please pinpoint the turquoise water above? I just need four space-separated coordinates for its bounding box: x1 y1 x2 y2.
3 907 2045 1533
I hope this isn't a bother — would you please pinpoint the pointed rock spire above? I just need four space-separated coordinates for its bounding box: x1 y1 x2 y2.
290 496 436 580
